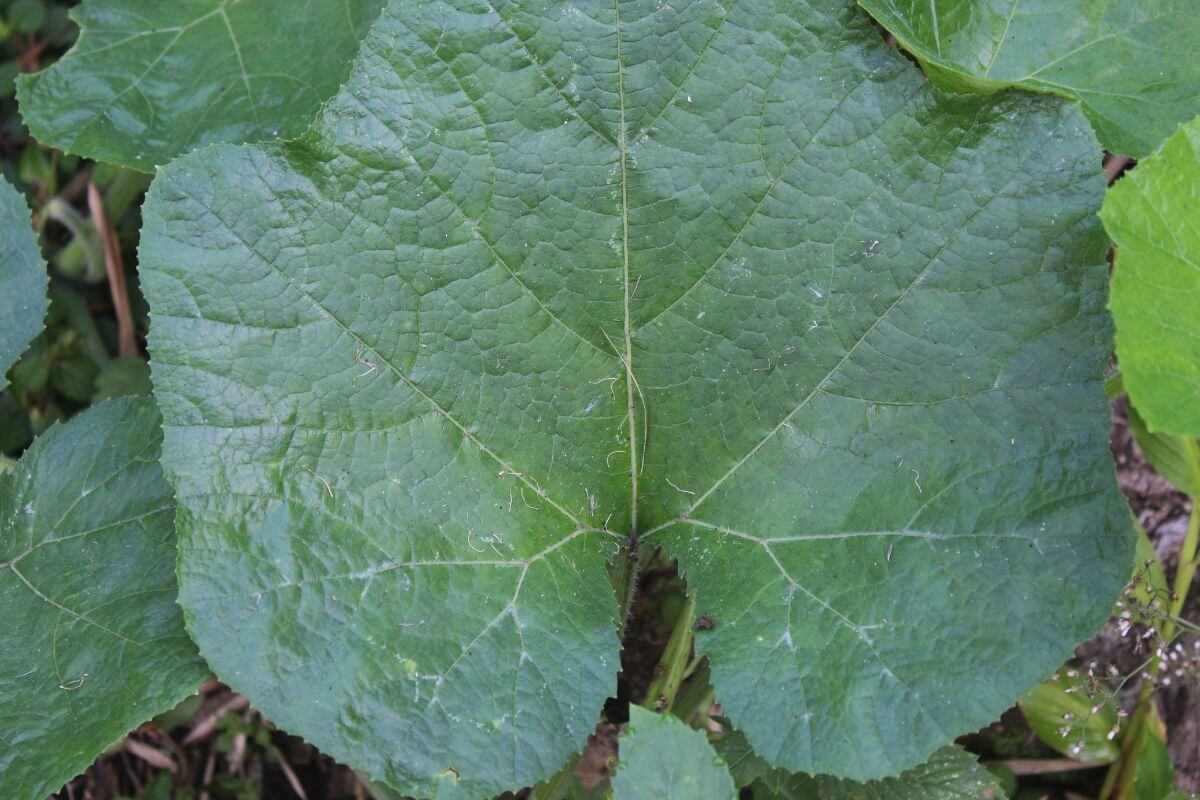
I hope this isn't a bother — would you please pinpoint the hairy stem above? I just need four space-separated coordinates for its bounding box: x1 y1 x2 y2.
612 545 643 641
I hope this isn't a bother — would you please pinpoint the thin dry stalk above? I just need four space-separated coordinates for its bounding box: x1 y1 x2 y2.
198 748 217 800
276 754 309 800
229 731 247 775
994 758 1106 775
184 693 250 745
124 738 177 773
86 182 137 357
1105 155 1132 185
119 750 143 795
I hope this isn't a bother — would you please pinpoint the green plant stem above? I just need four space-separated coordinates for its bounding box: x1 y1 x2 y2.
1168 499 1200 641
42 197 106 283
670 659 714 725
612 545 642 640
641 595 695 711
1102 497 1200 800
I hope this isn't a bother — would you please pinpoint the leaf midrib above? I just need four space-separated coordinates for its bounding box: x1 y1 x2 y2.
614 0 640 537
171 4 1050 563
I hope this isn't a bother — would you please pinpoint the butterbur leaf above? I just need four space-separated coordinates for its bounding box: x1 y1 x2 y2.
0 176 46 391
1019 671 1120 764
1103 118 1200 438
710 726 776 789
856 0 1200 157
749 753 1004 800
16 0 385 171
140 0 1130 794
1126 404 1200 496
713 729 1001 800
0 397 208 800
611 707 736 800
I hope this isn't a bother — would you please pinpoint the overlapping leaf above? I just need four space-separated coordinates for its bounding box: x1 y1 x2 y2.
140 0 1131 794
612 707 736 800
0 397 208 800
713 730 1002 800
17 0 384 170
1103 117 1200 437
856 0 1200 156
0 177 46 390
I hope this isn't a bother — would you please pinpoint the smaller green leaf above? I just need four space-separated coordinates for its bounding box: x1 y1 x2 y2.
710 726 775 789
0 176 46 391
856 0 1200 156
1133 707 1174 800
16 0 385 171
1127 405 1200 497
712 729 1002 800
8 0 47 35
982 764 1017 799
0 393 32 453
1019 671 1120 764
0 397 208 800
613 707 736 800
49 353 100 403
1103 117 1200 437
92 356 153 402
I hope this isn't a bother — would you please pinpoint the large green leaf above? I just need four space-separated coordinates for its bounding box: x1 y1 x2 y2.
17 0 384 171
1103 117 1200 437
611 707 736 800
0 397 208 800
0 176 46 391
856 0 1200 157
713 730 1001 800
140 0 1130 794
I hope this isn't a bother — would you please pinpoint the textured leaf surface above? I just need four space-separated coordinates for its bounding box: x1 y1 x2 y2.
141 0 1130 793
1103 118 1200 437
856 0 1200 156
17 0 384 171
0 397 208 800
612 707 736 800
0 176 46 391
713 730 1001 800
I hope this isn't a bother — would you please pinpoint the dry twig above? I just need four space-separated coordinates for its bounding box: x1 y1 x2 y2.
87 182 137 357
